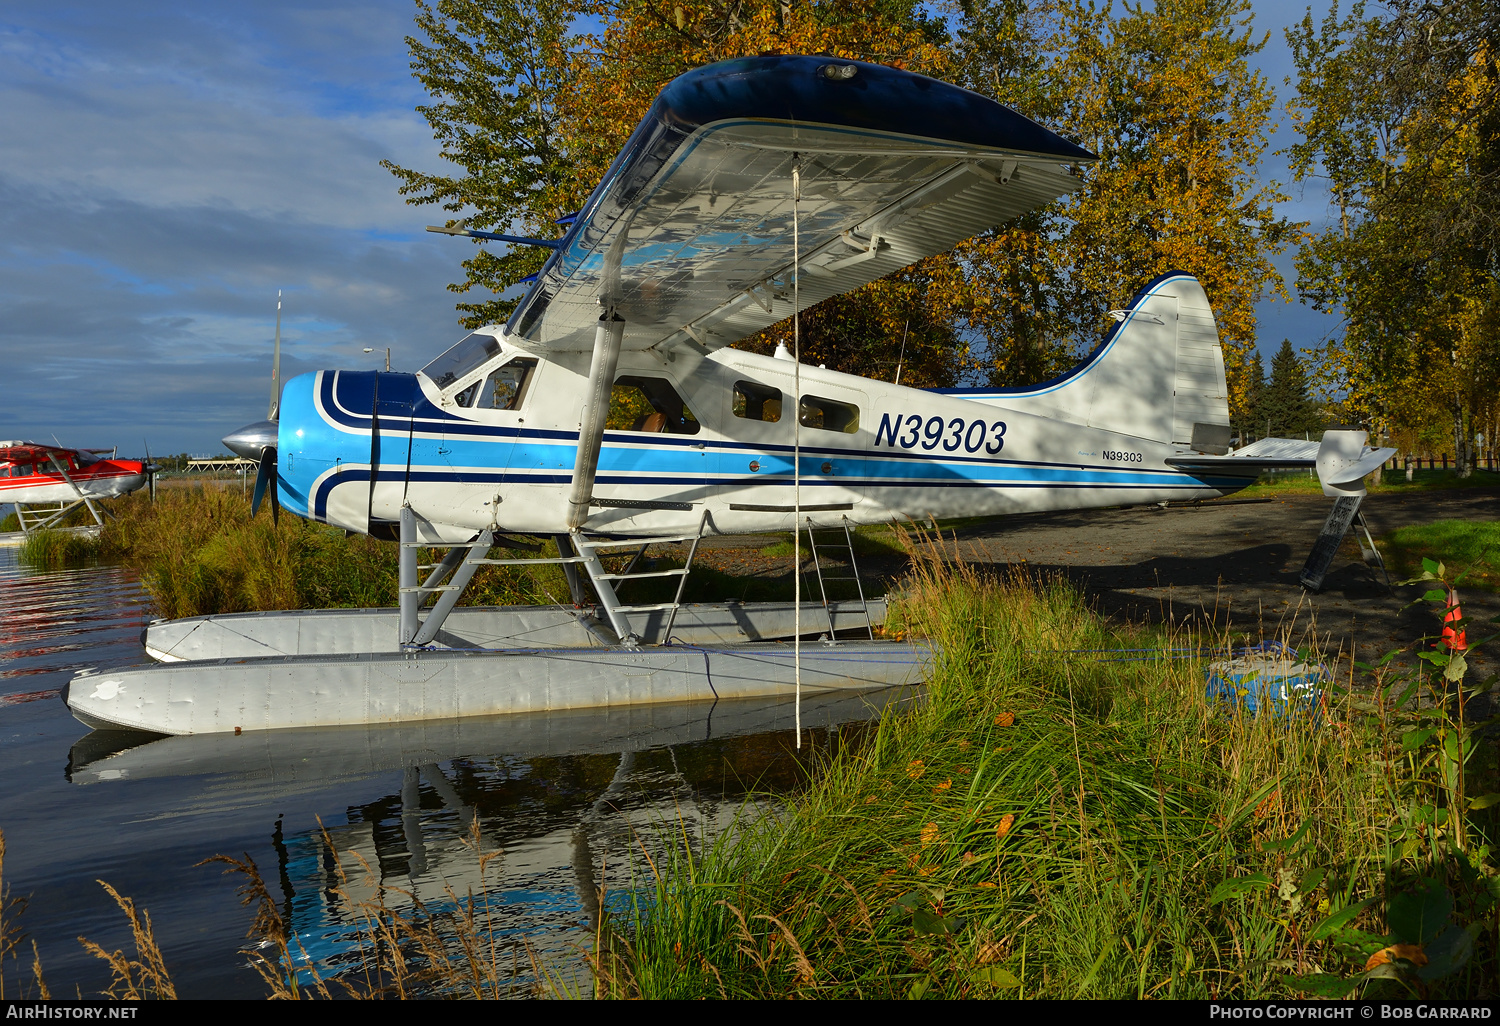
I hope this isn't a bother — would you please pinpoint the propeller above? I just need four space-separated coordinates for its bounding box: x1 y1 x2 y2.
222 291 282 524
142 439 161 501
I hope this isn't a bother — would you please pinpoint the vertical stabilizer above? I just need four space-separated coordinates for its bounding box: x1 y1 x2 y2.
945 272 1231 450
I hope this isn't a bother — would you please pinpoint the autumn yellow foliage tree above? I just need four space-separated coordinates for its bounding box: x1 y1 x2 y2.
950 0 1295 413
560 1 963 384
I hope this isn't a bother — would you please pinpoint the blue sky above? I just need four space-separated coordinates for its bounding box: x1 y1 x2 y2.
0 0 1340 457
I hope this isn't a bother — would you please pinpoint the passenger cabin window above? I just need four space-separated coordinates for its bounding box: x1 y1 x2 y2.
473 358 537 410
420 332 502 389
732 380 782 422
15 463 33 477
607 376 700 435
799 395 860 434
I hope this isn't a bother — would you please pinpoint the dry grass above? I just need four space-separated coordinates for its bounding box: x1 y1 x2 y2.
77 882 178 1000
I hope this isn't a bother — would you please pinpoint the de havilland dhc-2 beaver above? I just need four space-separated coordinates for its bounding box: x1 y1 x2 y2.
64 55 1394 737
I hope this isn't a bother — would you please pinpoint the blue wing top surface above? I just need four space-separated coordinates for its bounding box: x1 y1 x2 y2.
505 55 1095 353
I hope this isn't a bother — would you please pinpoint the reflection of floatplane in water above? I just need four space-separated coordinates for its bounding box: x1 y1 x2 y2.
65 56 1393 736
67 693 912 988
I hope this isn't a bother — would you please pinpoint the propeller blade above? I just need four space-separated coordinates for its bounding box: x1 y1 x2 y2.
250 444 277 516
270 461 280 527
269 290 283 421
143 439 156 502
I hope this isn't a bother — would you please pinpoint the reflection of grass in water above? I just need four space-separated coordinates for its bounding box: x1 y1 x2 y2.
1380 519 1500 593
3 727 870 998
598 546 1499 999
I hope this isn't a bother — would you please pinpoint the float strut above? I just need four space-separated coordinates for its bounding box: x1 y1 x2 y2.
399 505 419 645
411 529 493 646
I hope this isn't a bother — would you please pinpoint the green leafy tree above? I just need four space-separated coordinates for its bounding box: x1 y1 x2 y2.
381 0 585 328
1286 0 1500 476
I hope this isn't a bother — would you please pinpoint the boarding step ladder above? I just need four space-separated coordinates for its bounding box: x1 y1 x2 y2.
571 510 709 646
802 517 875 641
1298 494 1392 593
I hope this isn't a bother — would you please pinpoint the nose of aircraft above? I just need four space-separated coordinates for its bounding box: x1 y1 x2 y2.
222 420 278 460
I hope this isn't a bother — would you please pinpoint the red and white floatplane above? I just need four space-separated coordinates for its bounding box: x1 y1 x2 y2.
0 441 150 540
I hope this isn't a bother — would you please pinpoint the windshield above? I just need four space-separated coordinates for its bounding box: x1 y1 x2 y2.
419 333 502 389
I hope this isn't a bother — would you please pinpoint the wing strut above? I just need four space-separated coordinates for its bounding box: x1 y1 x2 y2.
566 311 626 529
45 452 106 527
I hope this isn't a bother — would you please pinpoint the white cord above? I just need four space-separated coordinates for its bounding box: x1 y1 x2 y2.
792 161 802 750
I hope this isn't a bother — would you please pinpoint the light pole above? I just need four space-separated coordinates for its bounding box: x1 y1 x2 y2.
363 347 391 371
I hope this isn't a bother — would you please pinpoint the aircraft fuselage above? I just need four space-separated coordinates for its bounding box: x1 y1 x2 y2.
274 336 1253 544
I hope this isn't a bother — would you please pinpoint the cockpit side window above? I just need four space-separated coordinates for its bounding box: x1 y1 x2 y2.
420 333 501 389
473 358 537 411
606 376 701 435
732 380 782 422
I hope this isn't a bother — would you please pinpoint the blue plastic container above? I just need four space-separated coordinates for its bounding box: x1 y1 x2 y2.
1205 642 1326 722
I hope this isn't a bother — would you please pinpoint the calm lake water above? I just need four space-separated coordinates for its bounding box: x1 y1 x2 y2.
0 548 896 998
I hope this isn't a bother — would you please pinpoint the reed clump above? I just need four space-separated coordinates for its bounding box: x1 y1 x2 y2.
597 539 1498 999
95 489 572 619
17 529 103 570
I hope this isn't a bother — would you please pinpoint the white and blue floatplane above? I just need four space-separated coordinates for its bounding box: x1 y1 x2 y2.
65 55 1393 736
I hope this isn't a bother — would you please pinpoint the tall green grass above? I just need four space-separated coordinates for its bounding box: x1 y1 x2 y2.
96 490 572 618
17 529 103 570
599 548 1498 999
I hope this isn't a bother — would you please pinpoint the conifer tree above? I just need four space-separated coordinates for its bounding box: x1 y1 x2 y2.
1241 348 1266 441
1258 339 1320 437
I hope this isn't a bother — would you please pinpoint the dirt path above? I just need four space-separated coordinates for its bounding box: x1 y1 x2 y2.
689 488 1499 686
942 488 1499 681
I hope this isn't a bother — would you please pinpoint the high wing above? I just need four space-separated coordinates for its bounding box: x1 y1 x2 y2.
0 441 83 463
501 55 1095 354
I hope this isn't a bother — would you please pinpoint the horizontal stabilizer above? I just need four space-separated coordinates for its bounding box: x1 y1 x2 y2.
1323 448 1397 485
1165 431 1397 498
1165 436 1319 473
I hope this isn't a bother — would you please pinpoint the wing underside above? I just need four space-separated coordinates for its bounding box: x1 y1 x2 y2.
504 57 1093 354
